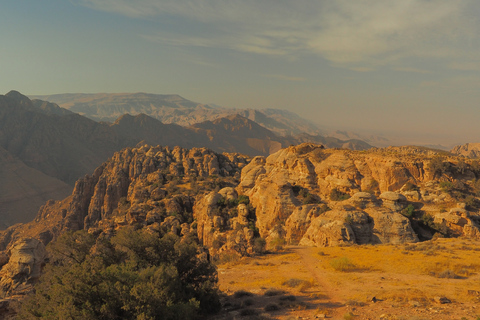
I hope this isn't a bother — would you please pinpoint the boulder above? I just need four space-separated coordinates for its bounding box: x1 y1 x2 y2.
380 192 408 211
0 239 47 295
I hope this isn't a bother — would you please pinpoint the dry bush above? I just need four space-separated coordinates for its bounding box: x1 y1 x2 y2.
330 257 357 272
299 279 315 292
345 299 366 307
234 290 254 299
279 295 296 302
282 278 313 289
436 269 461 279
264 288 285 296
264 303 280 312
214 251 241 265
239 308 259 316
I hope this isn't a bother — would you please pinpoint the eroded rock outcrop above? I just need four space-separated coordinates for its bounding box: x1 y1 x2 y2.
238 144 479 246
0 239 47 296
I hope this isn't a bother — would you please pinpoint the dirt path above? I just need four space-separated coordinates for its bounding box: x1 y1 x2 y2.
291 246 342 302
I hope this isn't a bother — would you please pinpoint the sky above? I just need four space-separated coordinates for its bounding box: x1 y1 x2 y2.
2 0 480 147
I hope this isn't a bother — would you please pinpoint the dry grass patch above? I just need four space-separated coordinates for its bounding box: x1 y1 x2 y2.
330 256 357 272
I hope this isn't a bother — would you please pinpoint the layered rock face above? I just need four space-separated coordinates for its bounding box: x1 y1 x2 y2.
239 144 480 246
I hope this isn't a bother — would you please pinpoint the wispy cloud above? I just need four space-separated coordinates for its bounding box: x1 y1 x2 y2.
393 67 432 74
78 0 480 72
263 74 306 82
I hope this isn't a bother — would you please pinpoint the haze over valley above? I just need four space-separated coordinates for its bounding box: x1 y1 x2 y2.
4 1 480 319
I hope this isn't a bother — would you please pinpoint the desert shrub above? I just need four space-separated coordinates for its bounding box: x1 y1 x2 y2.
19 228 220 319
282 278 314 290
345 300 366 306
302 192 320 205
269 237 286 251
330 257 356 272
238 195 250 205
440 181 454 192
264 288 285 296
278 295 296 302
436 269 461 279
233 290 254 299
282 278 304 288
465 195 477 210
214 251 241 265
329 188 350 201
253 237 267 254
344 214 354 224
457 158 468 174
344 312 356 320
299 279 315 291
242 298 255 307
428 156 450 178
264 303 281 312
239 308 259 316
403 181 419 191
401 204 416 218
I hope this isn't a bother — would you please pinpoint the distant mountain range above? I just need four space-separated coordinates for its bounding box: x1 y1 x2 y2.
1 91 373 228
30 92 324 137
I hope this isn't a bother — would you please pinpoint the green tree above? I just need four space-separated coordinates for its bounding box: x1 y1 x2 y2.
19 228 220 319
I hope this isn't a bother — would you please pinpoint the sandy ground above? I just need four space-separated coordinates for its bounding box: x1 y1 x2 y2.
213 239 480 320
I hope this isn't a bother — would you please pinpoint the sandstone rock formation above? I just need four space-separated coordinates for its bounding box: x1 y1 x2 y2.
0 238 47 296
451 143 480 158
1 142 480 308
238 143 480 246
0 145 249 252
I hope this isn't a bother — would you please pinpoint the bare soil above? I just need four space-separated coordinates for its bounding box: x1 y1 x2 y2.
214 238 480 319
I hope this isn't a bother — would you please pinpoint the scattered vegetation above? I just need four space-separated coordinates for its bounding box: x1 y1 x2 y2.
234 290 254 299
264 303 281 312
264 289 285 296
329 188 350 201
19 228 221 320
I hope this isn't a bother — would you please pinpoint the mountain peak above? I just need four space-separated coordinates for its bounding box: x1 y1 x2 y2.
5 90 32 105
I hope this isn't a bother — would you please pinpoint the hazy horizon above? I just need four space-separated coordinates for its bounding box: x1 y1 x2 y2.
4 1 480 147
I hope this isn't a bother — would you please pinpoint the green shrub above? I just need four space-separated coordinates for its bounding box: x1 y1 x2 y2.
19 228 221 319
329 188 350 201
238 195 250 205
439 181 454 192
401 204 415 218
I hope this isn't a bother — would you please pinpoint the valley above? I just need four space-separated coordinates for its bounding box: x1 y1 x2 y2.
0 91 480 319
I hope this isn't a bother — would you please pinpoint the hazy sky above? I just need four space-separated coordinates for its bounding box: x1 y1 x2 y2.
3 1 480 146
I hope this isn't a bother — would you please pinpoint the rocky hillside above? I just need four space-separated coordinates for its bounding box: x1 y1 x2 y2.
0 91 373 229
30 92 324 136
0 146 71 228
2 143 480 305
451 142 480 158
238 144 480 246
3 91 372 186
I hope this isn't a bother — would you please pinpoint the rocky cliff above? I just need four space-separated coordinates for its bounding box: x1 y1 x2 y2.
238 144 480 246
451 143 480 158
2 143 480 307
0 91 371 229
